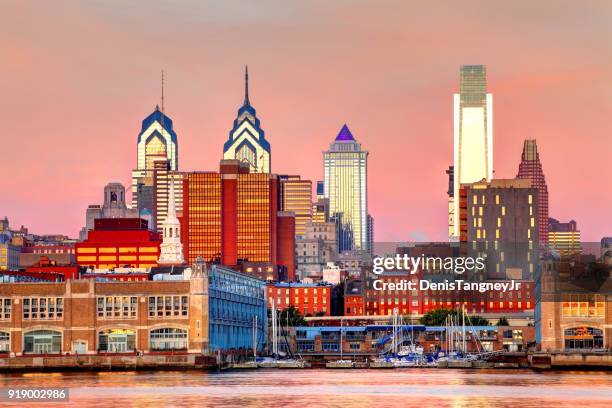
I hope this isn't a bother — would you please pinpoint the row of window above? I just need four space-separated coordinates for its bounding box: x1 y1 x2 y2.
0 328 189 354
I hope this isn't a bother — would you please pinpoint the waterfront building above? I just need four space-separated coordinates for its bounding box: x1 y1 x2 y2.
279 175 312 236
462 179 538 280
548 218 581 257
0 259 266 357
157 182 184 265
266 282 333 316
451 65 493 239
536 259 611 351
275 324 534 361
182 160 295 279
323 124 369 252
75 218 161 270
79 183 139 240
222 67 271 173
516 140 549 244
131 105 179 219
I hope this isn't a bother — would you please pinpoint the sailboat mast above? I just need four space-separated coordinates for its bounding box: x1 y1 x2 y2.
462 305 466 353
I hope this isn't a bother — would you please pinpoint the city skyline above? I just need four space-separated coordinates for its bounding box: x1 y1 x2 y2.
2 1 612 241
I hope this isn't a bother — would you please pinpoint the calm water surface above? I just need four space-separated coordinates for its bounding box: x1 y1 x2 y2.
0 369 610 407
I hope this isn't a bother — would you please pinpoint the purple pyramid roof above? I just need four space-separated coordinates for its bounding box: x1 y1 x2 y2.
335 124 355 141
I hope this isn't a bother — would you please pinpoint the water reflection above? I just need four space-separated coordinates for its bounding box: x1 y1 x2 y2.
0 369 610 407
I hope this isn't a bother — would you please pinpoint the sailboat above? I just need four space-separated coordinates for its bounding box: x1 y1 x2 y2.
370 308 425 368
259 299 308 368
326 319 354 368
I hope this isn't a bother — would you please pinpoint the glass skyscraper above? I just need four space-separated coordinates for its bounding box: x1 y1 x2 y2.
323 125 369 252
223 67 271 173
451 65 493 239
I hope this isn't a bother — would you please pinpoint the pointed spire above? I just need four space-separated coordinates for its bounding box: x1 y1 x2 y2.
167 179 177 220
335 124 355 142
244 65 250 106
161 69 165 114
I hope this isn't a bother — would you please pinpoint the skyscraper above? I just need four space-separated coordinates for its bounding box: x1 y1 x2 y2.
182 160 295 279
223 67 271 173
279 175 312 236
451 65 493 239
323 124 369 252
516 139 549 243
131 105 179 221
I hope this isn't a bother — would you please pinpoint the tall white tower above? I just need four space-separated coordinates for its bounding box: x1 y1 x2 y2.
158 181 185 265
324 124 369 252
451 65 493 239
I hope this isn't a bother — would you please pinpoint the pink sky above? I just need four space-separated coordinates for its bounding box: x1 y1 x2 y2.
1 1 611 242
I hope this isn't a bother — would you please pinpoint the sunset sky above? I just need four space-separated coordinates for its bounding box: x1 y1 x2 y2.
1 0 611 242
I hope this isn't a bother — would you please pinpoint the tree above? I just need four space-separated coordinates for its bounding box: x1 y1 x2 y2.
420 308 490 326
496 317 510 326
268 305 307 327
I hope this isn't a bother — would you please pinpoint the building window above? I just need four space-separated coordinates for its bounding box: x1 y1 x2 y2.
149 328 188 351
0 332 9 353
97 297 137 319
0 298 10 320
23 330 61 354
22 298 63 320
148 296 189 318
98 329 136 353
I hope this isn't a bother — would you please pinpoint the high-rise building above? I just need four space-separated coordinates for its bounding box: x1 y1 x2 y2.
462 179 538 280
517 139 549 243
446 166 454 238
182 160 295 279
323 124 369 252
158 181 185 265
222 67 271 173
548 218 581 257
451 65 493 239
279 175 312 236
131 105 179 218
312 198 329 224
153 167 186 232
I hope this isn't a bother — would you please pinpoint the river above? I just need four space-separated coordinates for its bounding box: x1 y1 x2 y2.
0 369 610 407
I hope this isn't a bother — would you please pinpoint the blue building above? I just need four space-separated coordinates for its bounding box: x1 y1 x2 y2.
207 264 267 353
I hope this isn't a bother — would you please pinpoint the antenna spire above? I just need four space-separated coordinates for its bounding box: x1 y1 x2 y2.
244 65 250 106
161 69 165 114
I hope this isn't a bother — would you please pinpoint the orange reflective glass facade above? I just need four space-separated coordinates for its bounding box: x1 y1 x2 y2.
237 173 271 263
182 173 222 264
182 160 295 279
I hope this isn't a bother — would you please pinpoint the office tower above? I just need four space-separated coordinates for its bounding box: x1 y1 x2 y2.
279 175 312 236
153 168 186 232
158 182 185 265
131 104 179 217
223 67 271 173
295 221 338 279
463 179 538 280
75 218 162 270
312 198 330 224
451 65 493 239
182 160 295 279
316 181 325 200
79 183 139 240
548 218 581 257
323 124 369 252
517 139 549 244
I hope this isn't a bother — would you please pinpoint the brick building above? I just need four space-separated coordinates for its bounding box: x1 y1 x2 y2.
267 282 333 316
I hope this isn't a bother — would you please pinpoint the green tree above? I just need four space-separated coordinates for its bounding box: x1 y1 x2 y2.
269 305 307 327
496 317 510 326
420 308 490 326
